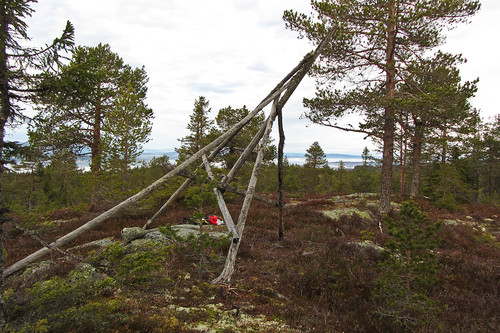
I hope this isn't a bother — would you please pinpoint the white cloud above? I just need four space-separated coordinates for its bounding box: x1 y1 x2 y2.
6 0 498 155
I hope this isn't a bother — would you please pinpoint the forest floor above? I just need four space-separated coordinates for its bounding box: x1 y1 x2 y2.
4 193 500 332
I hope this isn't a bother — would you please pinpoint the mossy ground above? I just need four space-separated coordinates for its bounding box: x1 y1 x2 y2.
3 194 500 332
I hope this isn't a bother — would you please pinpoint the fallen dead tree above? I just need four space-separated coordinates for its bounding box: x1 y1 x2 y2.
4 28 336 281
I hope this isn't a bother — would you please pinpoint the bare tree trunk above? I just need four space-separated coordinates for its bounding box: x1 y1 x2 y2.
399 126 407 198
221 110 271 185
379 0 397 215
142 177 194 229
212 98 279 285
410 119 423 197
0 2 10 326
202 155 238 242
3 102 275 277
277 106 285 240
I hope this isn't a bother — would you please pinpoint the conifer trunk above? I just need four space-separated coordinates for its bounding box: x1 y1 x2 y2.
410 119 423 197
0 1 9 326
399 126 407 197
379 0 397 215
91 101 102 174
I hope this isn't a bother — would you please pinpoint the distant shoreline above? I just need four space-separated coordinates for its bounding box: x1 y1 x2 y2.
69 150 369 170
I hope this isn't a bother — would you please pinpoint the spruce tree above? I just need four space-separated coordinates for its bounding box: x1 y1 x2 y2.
176 96 215 163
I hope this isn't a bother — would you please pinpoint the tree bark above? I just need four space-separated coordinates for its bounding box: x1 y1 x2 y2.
0 2 10 326
202 155 239 243
399 126 407 197
212 97 279 285
91 96 102 174
410 119 423 197
277 106 285 240
379 0 397 215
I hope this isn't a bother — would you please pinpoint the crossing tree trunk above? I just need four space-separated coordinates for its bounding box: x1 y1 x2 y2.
4 29 336 281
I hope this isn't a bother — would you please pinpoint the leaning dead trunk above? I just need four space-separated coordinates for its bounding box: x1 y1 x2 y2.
212 98 279 284
3 100 276 277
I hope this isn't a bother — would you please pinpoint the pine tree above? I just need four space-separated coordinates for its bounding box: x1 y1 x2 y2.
102 81 153 194
31 44 150 175
397 52 478 198
304 141 328 169
283 0 480 214
374 199 444 330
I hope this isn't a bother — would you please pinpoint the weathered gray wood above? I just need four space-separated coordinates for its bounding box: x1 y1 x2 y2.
142 177 193 230
212 30 337 283
212 97 279 285
201 155 239 242
221 113 269 185
143 130 241 230
4 29 337 279
220 184 278 207
3 85 283 278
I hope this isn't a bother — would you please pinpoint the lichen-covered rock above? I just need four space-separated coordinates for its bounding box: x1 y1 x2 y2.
172 224 200 230
171 224 230 239
349 240 384 253
331 193 378 203
169 303 300 332
122 227 147 242
143 230 173 243
122 224 230 246
322 208 374 222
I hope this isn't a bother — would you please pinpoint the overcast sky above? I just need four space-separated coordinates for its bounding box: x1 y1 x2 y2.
6 0 499 155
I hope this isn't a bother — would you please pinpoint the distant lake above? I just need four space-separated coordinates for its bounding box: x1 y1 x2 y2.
74 150 368 170
283 152 364 169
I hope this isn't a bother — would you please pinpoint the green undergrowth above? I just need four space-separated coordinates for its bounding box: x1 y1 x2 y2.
3 225 237 332
3 195 500 332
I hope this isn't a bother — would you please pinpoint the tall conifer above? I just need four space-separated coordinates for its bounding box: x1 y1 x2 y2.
284 0 480 213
